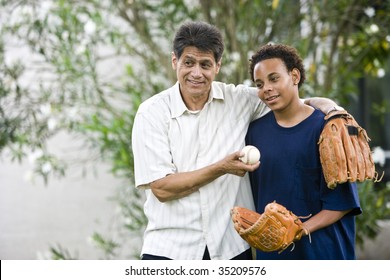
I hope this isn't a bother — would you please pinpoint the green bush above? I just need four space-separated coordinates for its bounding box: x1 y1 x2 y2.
356 180 390 248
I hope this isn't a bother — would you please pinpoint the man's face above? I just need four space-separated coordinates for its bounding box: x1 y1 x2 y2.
253 58 298 111
172 46 221 98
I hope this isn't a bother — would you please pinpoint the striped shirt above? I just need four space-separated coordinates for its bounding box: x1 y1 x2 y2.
132 81 269 259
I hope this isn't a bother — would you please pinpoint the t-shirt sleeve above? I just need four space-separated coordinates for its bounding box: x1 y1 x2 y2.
321 181 362 216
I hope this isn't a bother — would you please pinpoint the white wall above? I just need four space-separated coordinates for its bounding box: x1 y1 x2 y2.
0 133 138 260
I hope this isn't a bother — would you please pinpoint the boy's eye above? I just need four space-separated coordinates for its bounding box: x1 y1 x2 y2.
256 83 263 89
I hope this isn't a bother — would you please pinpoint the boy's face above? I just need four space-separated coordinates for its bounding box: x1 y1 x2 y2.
253 58 299 111
172 46 221 99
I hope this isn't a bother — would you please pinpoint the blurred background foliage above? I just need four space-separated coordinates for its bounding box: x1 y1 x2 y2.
1 0 389 259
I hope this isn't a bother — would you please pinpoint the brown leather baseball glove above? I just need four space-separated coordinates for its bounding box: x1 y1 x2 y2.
318 110 381 189
231 201 309 253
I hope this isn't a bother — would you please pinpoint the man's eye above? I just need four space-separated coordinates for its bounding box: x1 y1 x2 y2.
256 84 263 89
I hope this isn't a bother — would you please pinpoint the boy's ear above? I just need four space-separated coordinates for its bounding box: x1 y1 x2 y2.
292 68 300 85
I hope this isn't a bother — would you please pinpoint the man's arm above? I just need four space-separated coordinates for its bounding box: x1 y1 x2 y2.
150 151 259 202
304 97 343 115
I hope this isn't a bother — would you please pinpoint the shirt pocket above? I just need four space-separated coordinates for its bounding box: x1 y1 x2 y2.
294 165 322 201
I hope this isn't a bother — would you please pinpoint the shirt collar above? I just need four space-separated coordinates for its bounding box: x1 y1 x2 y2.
170 82 224 118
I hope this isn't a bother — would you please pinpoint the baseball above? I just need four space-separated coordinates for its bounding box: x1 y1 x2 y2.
239 145 261 165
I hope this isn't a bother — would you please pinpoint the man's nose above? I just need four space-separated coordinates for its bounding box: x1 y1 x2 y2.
191 64 202 77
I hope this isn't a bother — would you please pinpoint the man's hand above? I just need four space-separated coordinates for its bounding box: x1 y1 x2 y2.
304 97 342 115
218 151 260 177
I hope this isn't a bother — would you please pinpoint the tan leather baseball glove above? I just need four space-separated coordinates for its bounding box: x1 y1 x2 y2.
318 110 381 189
231 201 309 253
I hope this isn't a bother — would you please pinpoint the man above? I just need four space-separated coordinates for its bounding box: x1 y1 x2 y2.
246 43 361 259
132 21 340 260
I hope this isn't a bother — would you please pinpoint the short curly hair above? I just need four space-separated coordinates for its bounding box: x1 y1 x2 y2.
249 43 306 88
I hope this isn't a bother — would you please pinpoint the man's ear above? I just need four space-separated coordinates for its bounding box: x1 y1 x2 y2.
291 68 300 85
216 59 222 74
171 52 177 70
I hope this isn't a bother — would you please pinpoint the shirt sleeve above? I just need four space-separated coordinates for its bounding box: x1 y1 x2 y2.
246 86 271 121
132 108 176 189
321 181 362 216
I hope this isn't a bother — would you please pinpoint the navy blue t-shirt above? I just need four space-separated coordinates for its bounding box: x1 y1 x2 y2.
246 109 361 260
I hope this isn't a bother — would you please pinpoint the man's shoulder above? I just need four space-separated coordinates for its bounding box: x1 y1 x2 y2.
212 81 256 92
137 84 175 112
212 81 258 103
